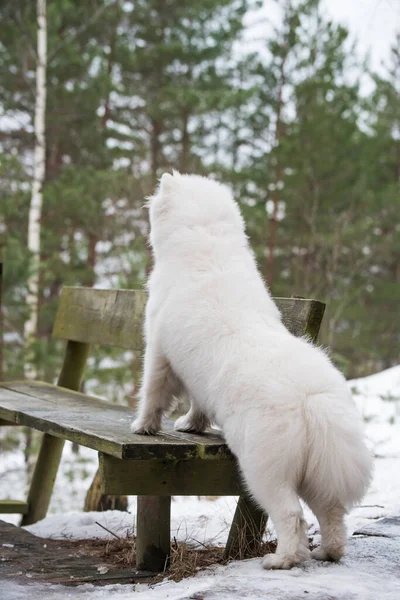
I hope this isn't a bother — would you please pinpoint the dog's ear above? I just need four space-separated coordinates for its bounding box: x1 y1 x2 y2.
159 172 176 195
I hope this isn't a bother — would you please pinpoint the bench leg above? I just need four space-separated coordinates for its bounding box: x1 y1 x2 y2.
21 434 65 526
20 340 89 526
224 494 268 560
136 496 171 572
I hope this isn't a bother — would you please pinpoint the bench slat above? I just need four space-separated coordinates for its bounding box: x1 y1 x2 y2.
0 500 29 514
0 381 231 461
52 287 325 349
52 287 146 350
276 297 325 340
99 454 244 496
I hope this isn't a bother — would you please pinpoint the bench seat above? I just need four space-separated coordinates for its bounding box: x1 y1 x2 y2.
0 381 243 499
0 380 231 461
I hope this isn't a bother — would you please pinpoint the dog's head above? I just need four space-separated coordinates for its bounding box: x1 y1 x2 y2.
147 171 246 254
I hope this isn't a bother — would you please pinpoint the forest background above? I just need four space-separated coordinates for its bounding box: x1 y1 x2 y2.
0 0 399 409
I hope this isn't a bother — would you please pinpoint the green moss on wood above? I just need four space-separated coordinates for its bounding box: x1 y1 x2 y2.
99 454 244 496
0 500 29 514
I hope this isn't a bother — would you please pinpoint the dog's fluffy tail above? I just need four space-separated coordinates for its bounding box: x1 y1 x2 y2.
301 392 373 510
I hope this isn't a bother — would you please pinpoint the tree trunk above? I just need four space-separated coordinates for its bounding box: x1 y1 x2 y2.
24 0 47 380
87 232 97 286
150 118 162 188
22 0 47 475
145 117 162 275
0 216 4 381
180 112 190 172
0 257 3 382
266 49 286 288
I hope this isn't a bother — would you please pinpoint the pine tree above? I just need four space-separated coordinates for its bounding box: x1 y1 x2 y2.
0 0 399 387
356 34 400 371
110 0 254 182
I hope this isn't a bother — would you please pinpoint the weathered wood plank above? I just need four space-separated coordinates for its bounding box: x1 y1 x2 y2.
21 340 89 526
52 287 146 349
136 496 171 572
0 520 152 584
99 454 244 496
0 418 18 426
52 287 325 351
20 434 65 526
57 340 90 391
0 381 232 460
224 494 267 560
0 500 29 515
277 297 325 339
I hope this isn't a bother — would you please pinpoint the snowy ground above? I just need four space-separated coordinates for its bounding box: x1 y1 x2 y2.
1 365 400 599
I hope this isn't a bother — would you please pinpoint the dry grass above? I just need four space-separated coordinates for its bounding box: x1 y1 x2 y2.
97 532 280 582
102 531 137 567
168 538 226 582
98 533 228 582
65 528 315 584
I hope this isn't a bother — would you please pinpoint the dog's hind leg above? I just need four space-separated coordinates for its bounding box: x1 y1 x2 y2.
174 402 210 433
131 346 182 435
260 486 310 569
309 503 347 562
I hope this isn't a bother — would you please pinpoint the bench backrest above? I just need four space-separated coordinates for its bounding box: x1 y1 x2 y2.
53 288 146 350
53 287 325 350
52 287 325 393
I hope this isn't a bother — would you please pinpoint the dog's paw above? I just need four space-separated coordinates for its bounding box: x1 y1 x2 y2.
174 415 206 434
311 546 343 562
262 552 307 570
130 418 159 435
311 547 329 561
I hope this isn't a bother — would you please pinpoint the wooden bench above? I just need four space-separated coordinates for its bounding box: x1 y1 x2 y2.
0 286 325 571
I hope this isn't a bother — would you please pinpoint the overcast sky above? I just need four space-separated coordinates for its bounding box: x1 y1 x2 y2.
323 0 400 72
244 0 400 94
253 1 400 75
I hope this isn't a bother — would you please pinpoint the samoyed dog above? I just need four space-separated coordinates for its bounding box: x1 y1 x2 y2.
131 172 372 569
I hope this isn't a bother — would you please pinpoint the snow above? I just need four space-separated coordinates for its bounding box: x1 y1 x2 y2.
23 497 237 549
3 521 400 600
1 366 400 599
350 366 400 458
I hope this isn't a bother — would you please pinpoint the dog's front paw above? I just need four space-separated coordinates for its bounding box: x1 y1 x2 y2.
130 418 159 435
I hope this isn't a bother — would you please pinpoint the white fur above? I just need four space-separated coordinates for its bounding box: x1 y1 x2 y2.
131 172 373 569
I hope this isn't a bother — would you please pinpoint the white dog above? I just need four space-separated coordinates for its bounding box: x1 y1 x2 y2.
131 172 372 570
